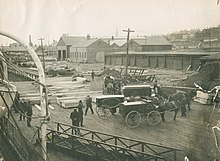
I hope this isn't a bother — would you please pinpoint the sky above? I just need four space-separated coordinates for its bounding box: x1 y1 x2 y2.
0 0 220 45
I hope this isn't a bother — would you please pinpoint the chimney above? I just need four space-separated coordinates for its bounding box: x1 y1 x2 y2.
29 35 33 46
86 34 90 40
111 36 114 41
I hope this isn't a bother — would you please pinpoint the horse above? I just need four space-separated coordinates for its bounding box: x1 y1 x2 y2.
157 92 187 121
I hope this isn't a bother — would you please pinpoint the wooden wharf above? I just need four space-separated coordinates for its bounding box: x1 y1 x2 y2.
4 77 220 161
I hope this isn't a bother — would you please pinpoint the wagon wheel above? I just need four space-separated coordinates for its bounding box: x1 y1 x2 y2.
147 111 161 125
125 111 141 128
96 105 111 120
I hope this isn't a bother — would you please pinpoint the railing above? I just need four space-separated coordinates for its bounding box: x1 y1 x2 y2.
45 122 181 161
8 66 39 81
0 116 46 161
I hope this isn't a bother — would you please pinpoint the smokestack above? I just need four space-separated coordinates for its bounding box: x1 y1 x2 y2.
29 35 33 46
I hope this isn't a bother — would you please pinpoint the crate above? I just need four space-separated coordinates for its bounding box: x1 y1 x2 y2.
194 91 214 105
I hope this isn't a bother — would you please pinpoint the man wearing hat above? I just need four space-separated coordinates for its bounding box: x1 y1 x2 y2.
85 95 94 115
19 98 27 121
78 100 84 126
70 108 80 134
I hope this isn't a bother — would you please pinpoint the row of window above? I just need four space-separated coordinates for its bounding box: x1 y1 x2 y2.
70 52 87 58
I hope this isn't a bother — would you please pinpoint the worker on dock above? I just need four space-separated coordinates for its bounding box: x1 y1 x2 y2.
26 101 33 127
12 91 20 113
85 95 94 115
70 108 80 135
19 98 27 121
153 80 160 96
78 100 84 127
91 69 95 81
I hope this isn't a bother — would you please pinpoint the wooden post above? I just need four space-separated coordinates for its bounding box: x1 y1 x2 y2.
123 28 134 80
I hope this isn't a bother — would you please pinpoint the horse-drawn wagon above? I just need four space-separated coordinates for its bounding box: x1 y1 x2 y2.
96 85 162 128
96 95 124 119
96 84 196 128
118 100 161 128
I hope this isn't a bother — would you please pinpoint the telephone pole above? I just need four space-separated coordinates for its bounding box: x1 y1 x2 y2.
38 38 45 72
123 28 134 81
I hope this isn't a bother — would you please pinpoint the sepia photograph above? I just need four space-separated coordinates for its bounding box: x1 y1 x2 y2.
1 0 220 160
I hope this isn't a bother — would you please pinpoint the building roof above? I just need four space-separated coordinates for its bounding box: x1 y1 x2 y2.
70 38 99 48
57 36 102 47
132 37 172 46
60 36 85 46
5 44 38 52
110 39 127 47
106 51 213 56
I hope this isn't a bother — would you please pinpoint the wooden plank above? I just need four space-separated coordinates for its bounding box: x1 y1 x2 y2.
56 96 81 105
194 97 212 105
196 91 214 99
60 100 80 108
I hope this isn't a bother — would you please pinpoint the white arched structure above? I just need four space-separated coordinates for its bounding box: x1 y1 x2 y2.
0 31 48 160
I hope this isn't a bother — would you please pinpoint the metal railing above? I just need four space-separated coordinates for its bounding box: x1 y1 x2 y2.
44 122 181 161
0 116 46 161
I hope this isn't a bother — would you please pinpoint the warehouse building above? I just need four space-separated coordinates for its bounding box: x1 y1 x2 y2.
105 51 214 71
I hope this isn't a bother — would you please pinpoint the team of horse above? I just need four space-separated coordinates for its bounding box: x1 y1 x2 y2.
103 73 197 122
141 88 196 122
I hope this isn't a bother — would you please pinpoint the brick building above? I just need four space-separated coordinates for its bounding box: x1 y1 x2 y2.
57 35 110 63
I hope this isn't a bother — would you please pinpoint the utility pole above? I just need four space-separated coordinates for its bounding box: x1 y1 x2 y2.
123 28 134 81
39 38 45 72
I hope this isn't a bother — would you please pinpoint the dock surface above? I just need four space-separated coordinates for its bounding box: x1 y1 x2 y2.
11 76 220 161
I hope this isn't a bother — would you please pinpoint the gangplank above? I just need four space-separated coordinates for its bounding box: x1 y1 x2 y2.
42 122 181 161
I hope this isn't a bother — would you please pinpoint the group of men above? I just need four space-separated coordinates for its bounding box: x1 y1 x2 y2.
70 95 94 134
13 92 33 127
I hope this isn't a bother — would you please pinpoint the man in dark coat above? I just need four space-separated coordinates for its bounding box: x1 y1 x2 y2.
13 91 20 113
19 98 27 121
91 70 95 81
78 100 84 126
26 101 33 127
180 95 187 117
85 95 94 115
70 108 80 134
